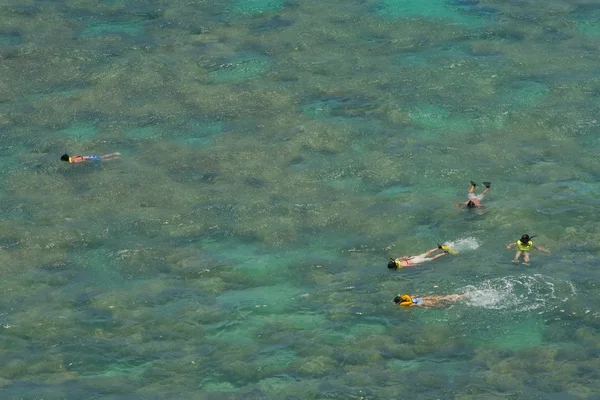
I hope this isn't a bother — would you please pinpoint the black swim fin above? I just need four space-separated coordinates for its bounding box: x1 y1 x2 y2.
483 182 491 188
470 181 477 187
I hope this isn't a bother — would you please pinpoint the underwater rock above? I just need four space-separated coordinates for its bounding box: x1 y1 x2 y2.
244 177 266 188
452 0 479 4
218 360 257 381
382 343 417 360
295 356 334 377
229 0 284 16
72 290 101 308
302 96 378 119
200 172 219 184
481 371 523 393
210 55 272 84
288 156 303 166
252 15 293 32
239 388 269 400
5 5 39 15
189 277 226 294
0 237 21 249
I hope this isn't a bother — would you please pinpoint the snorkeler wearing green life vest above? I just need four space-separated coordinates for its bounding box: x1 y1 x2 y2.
506 234 550 265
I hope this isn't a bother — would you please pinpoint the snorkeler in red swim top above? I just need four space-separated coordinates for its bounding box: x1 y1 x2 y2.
61 152 121 163
387 245 449 269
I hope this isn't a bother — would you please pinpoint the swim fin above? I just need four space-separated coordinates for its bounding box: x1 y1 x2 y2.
483 182 491 188
511 260 519 263
470 181 477 187
440 245 458 255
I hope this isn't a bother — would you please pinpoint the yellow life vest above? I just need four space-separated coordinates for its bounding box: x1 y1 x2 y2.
516 240 532 251
399 294 412 306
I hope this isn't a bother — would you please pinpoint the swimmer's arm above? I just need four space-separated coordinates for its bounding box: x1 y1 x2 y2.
506 243 516 249
455 201 466 207
534 245 550 253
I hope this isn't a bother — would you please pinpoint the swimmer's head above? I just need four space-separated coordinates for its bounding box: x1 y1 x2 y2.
394 294 413 305
60 154 70 162
520 234 536 243
394 294 411 303
388 258 399 269
466 200 476 208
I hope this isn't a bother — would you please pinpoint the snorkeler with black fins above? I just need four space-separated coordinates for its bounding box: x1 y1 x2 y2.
506 234 550 265
394 293 466 307
456 180 490 209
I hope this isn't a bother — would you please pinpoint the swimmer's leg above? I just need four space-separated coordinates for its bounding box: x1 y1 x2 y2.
512 251 522 263
422 248 439 257
441 294 465 301
523 252 530 263
102 152 122 160
468 181 477 194
87 155 103 162
480 183 490 196
424 252 447 262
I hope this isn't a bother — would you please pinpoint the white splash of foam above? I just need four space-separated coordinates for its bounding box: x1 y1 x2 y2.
462 274 576 312
443 237 481 252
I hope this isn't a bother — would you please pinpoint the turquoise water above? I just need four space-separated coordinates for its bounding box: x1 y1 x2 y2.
2 0 600 398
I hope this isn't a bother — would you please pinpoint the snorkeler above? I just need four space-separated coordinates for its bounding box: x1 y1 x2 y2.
61 152 121 163
506 234 550 265
393 293 466 307
456 180 491 209
387 245 448 269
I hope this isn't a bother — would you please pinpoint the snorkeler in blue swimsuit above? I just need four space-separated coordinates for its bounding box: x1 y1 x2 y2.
61 152 121 164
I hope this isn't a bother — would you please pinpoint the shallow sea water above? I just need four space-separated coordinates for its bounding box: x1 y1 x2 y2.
1 0 600 398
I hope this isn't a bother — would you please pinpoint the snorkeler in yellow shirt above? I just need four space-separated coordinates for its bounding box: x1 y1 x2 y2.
394 293 466 307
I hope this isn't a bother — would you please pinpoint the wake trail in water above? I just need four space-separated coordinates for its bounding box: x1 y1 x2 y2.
443 237 480 253
462 274 576 312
